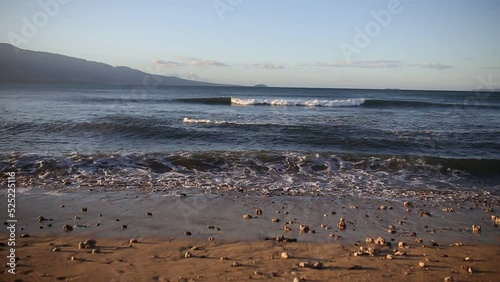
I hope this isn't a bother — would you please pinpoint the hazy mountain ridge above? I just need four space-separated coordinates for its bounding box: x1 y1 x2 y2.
0 43 223 86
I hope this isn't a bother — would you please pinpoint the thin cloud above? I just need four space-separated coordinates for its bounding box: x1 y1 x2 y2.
247 63 285 70
152 59 182 68
479 66 500 70
417 63 453 70
314 60 403 69
177 56 227 67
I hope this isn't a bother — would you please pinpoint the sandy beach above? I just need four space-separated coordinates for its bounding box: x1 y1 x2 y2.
1 188 499 281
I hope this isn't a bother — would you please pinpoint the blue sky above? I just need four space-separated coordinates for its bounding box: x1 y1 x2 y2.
1 0 499 90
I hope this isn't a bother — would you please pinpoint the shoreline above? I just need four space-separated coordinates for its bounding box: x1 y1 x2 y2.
1 188 499 281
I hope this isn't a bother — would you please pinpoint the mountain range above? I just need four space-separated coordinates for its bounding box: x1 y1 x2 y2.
0 43 223 86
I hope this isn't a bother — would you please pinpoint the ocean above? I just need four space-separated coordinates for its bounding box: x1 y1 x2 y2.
1 84 499 202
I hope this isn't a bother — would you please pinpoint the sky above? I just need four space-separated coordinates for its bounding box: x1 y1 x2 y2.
1 0 499 90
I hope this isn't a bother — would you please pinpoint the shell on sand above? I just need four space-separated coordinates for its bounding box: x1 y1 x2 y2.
337 218 346 230
472 225 481 233
299 224 310 233
375 237 385 245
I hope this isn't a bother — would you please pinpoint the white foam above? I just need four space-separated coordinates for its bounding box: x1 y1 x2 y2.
231 97 365 107
183 117 213 124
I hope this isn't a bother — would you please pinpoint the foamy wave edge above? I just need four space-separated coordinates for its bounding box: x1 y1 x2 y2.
230 97 366 107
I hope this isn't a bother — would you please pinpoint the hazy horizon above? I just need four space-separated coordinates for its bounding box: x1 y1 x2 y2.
1 0 499 91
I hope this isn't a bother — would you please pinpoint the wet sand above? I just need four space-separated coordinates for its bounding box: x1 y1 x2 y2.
1 188 499 281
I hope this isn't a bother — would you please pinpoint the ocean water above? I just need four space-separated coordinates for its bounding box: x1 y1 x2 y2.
1 84 499 201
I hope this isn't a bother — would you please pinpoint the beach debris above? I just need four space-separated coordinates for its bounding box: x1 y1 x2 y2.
78 242 86 249
362 247 376 256
220 256 228 260
386 254 393 260
312 261 323 269
271 218 280 223
298 261 310 268
207 225 215 229
293 277 301 282
417 210 431 217
92 249 100 254
472 225 481 233
82 207 87 212
394 250 407 256
255 208 263 215
208 237 214 241
74 216 81 220
129 239 138 244
398 242 407 248
284 226 292 232
184 231 191 236
265 235 297 243
122 225 128 229
52 247 61 252
366 237 374 243
349 205 358 209
484 207 493 213
419 262 426 268
453 242 464 246
299 224 310 233
464 257 473 261
388 229 395 234
84 239 96 248
231 261 241 267
60 205 65 208
281 252 290 259
20 234 30 238
416 238 423 243
444 276 453 282
463 266 473 274
184 251 192 258
146 212 153 216
190 246 199 251
379 205 388 210
70 256 77 261
243 214 253 219
375 237 385 245
403 201 412 207
63 224 73 231
493 216 500 224
338 218 346 230
442 207 454 212
38 216 47 222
